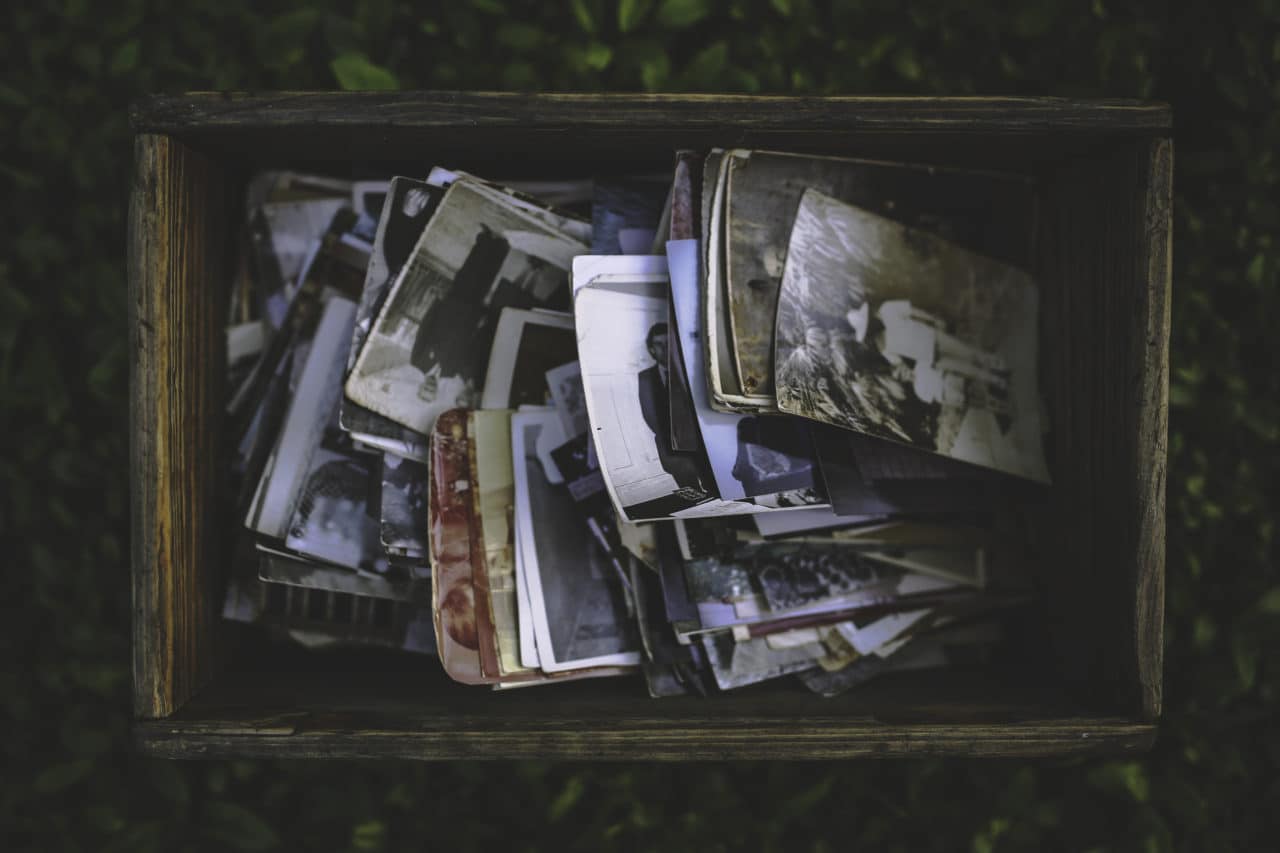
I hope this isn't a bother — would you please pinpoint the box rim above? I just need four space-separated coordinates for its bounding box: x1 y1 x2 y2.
129 91 1173 135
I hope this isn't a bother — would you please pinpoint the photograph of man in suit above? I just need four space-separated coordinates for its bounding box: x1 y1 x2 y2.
637 322 708 498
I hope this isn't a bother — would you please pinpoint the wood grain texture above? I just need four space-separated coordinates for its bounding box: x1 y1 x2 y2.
132 660 1155 759
129 134 229 719
127 93 1173 176
135 716 1155 760
131 92 1172 134
1132 138 1171 720
1036 137 1170 721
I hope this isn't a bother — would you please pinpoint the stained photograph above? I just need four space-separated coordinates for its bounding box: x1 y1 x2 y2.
774 189 1050 483
346 180 588 434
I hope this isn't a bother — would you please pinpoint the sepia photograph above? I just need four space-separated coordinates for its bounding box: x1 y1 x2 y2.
346 179 589 434
703 151 776 412
723 149 1036 397
428 409 487 685
512 409 642 672
774 189 1051 482
479 308 577 409
469 409 528 677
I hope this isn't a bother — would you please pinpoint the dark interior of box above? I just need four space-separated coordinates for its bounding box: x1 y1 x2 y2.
161 125 1157 733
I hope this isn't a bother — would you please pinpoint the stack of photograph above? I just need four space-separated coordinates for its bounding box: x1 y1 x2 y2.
221 148 1052 698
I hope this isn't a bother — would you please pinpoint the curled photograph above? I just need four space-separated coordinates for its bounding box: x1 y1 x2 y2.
774 189 1051 483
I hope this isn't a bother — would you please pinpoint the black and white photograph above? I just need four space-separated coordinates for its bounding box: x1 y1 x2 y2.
479 308 577 409
431 167 594 243
574 261 728 521
668 239 828 504
259 196 349 315
700 631 824 691
245 296 358 545
283 434 385 574
751 507 886 538
723 149 1036 397
545 360 588 438
811 425 999 518
512 409 642 672
350 179 390 242
339 177 444 458
257 548 411 602
379 453 429 559
774 189 1051 483
749 545 902 613
550 431 632 588
345 179 589 434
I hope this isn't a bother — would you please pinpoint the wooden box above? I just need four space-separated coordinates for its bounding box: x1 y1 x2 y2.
129 93 1170 759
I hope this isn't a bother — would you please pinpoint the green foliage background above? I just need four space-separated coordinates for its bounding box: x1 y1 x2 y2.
2 0 1277 849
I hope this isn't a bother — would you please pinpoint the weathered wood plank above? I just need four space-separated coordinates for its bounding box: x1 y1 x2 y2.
131 92 1172 134
1035 137 1170 721
134 715 1156 760
129 134 228 719
1132 137 1171 720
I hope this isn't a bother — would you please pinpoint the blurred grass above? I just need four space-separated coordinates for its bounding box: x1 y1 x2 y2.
1 0 1277 850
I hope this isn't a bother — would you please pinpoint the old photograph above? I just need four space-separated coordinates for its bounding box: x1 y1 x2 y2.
428 408 487 685
379 453 429 558
346 179 588 434
704 151 776 412
340 177 444 457
590 176 668 254
811 425 1000 517
512 409 642 672
748 545 903 613
284 438 385 575
775 189 1051 482
550 431 630 586
700 631 823 691
668 239 827 504
574 268 723 520
724 149 1036 398
479 308 576 409
257 548 411 603
545 360 588 438
245 296 357 544
469 409 528 677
